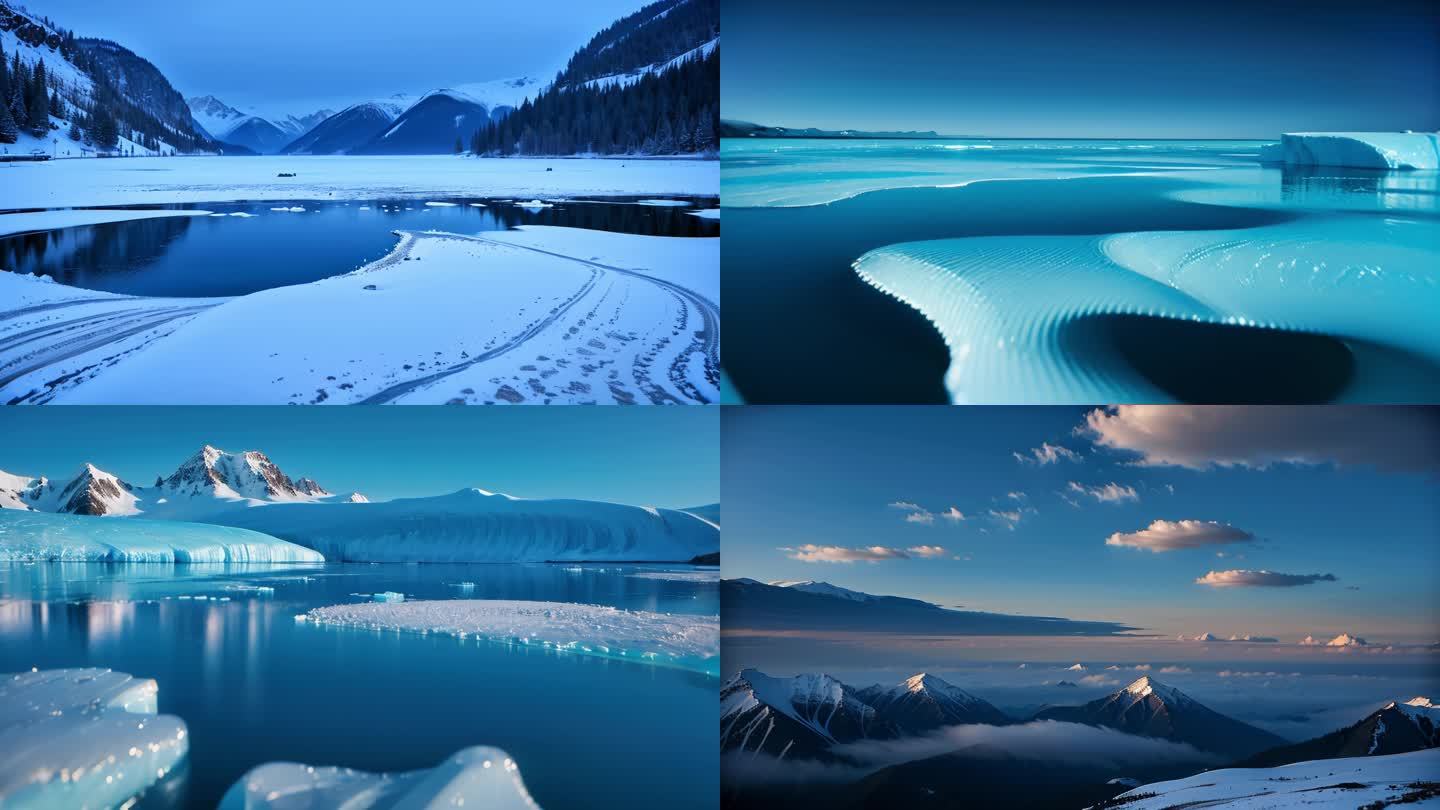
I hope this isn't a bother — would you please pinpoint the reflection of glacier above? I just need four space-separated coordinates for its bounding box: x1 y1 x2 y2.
212 489 721 563
219 745 541 810
0 509 325 563
302 599 719 676
0 669 188 809
1259 132 1440 170
856 212 1440 404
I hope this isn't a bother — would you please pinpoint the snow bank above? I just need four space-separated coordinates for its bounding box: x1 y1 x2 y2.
1112 749 1440 808
301 599 719 675
0 509 325 563
218 745 540 810
0 155 717 210
1259 132 1440 170
0 669 188 809
211 488 720 563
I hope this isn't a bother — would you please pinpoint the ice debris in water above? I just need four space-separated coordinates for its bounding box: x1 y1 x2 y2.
628 571 720 582
372 591 405 603
515 200 553 210
302 599 719 676
636 199 690 207
449 581 477 592
218 745 540 810
0 669 188 809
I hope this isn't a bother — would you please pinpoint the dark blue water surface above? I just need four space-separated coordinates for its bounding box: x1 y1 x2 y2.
0 562 718 809
0 196 718 298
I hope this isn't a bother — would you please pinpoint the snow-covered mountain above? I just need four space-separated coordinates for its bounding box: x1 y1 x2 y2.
350 83 535 155
186 95 333 154
857 673 1013 731
278 98 407 155
721 668 897 759
1241 696 1439 767
1033 676 1286 759
769 579 877 602
1108 749 1440 809
0 445 333 518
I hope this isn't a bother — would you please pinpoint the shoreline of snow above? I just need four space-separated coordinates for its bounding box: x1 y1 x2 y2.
0 225 718 404
0 155 718 210
0 208 216 237
0 510 326 563
300 599 719 676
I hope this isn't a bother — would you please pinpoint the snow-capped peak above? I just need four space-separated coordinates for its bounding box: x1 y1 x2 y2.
51 463 140 516
1121 676 1189 705
344 492 371 504
769 580 874 602
161 445 329 503
1403 697 1435 709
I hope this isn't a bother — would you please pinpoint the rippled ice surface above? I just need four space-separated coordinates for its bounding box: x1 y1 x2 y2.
0 562 717 809
722 139 1440 403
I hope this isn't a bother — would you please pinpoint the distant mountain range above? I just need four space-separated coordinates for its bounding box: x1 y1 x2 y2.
186 94 334 154
722 578 1135 636
719 119 939 139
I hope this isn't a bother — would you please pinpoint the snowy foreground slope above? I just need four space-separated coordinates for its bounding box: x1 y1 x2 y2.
301 599 719 676
1259 132 1440 170
0 669 188 809
209 488 719 563
219 746 541 810
0 155 717 210
0 223 719 405
0 509 324 562
1107 749 1440 808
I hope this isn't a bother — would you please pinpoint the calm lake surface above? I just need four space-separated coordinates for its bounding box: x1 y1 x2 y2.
0 562 719 809
720 138 1439 404
0 196 719 297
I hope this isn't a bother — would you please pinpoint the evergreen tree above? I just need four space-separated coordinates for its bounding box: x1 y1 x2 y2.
66 119 81 142
454 135 463 154
91 104 118 149
0 97 16 145
9 54 27 128
26 59 48 136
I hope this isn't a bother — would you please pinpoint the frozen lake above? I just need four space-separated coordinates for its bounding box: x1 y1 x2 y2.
0 562 718 809
0 196 718 297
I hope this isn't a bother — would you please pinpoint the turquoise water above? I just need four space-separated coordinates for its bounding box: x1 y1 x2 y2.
0 562 718 809
721 138 1440 404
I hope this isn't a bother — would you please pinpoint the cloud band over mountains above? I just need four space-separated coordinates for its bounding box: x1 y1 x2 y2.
1107 519 1254 552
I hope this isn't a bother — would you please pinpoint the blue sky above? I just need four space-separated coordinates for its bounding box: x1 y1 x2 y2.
723 406 1440 644
26 0 648 113
722 0 1440 138
0 407 718 507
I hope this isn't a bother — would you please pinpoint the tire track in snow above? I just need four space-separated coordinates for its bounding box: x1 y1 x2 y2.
0 304 216 392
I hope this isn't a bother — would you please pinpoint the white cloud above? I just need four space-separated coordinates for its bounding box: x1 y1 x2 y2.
1016 442 1082 466
1081 405 1440 472
940 507 966 522
989 508 1024 529
1107 519 1254 552
1133 664 1152 671
906 545 947 558
1158 666 1191 674
889 501 924 511
1079 674 1119 687
904 510 936 525
1177 632 1279 643
1068 481 1140 504
782 544 911 563
1066 663 1086 671
1007 491 1027 501
1196 569 1338 588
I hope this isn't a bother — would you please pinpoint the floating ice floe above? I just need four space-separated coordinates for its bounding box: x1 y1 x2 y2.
0 669 188 809
687 209 720 219
636 199 690 207
468 202 487 208
627 571 720 582
269 206 306 212
218 745 539 810
228 212 256 218
301 599 719 676
423 201 459 207
372 591 405 603
515 200 553 210
0 510 325 564
1258 132 1440 170
449 581 477 592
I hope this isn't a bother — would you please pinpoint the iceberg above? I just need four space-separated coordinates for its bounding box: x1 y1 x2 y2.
1259 132 1440 170
0 669 188 809
211 489 719 563
301 599 719 676
0 509 325 563
218 745 540 810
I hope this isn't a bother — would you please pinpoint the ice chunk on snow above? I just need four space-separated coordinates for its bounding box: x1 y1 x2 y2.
0 509 324 563
0 669 188 809
218 745 539 810
1260 132 1440 170
302 599 718 675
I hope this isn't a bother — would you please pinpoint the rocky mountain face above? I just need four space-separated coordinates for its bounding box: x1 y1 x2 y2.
721 669 899 760
858 673 1014 732
1240 696 1439 767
